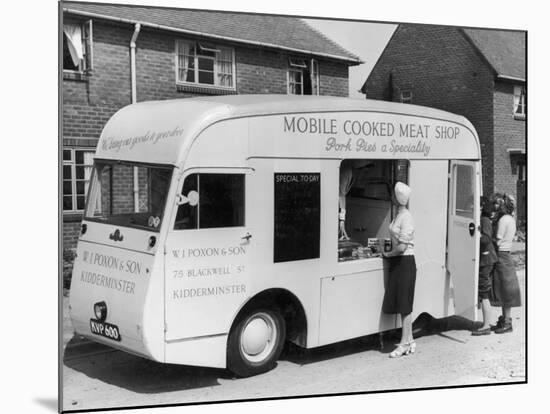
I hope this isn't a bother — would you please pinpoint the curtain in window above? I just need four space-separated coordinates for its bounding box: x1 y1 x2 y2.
517 92 524 114
63 24 84 67
177 41 191 82
310 59 319 95
513 86 526 115
83 151 99 212
216 48 233 87
83 152 94 188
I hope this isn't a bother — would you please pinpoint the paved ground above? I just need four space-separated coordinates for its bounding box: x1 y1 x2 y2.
62 256 525 412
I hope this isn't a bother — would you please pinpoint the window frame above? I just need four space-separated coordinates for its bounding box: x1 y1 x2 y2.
337 159 410 263
287 68 304 95
83 160 174 232
62 148 95 213
62 19 93 75
287 58 319 96
173 172 246 231
400 90 413 104
453 163 475 219
175 39 236 91
513 85 526 120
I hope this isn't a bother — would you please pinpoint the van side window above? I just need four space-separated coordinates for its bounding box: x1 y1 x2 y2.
338 159 409 261
274 173 320 263
174 173 245 230
454 164 474 219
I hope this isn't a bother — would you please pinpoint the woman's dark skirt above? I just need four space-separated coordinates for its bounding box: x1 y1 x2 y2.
492 251 522 308
382 255 416 315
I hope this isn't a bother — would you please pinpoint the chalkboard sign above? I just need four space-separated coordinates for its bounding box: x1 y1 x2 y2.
274 173 320 263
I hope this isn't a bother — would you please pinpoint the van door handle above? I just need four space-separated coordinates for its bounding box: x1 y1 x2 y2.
241 233 252 241
468 223 475 236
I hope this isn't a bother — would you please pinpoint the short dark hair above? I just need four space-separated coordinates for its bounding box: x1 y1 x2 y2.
480 196 492 217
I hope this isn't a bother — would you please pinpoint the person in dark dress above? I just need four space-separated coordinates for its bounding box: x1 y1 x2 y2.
472 196 498 335
382 182 417 358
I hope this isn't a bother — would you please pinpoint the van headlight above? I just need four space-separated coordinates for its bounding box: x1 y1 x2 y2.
94 301 107 321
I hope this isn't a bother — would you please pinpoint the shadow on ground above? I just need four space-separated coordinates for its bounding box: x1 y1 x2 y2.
63 314 478 393
281 313 478 364
63 336 232 394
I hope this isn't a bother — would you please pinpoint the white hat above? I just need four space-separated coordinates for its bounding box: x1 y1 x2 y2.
395 182 411 206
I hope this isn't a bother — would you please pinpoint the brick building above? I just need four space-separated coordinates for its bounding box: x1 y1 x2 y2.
362 24 526 224
61 1 361 251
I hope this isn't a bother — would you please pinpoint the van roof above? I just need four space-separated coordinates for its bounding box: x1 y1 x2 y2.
116 94 475 119
96 94 480 165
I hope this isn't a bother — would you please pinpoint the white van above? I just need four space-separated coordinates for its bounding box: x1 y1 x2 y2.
69 95 480 377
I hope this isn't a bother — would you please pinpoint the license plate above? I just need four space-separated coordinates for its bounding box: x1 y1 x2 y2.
90 319 121 342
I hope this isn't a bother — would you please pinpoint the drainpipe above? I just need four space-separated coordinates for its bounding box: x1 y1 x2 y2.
130 23 141 212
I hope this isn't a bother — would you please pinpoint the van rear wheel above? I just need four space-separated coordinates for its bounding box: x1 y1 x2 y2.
227 308 285 377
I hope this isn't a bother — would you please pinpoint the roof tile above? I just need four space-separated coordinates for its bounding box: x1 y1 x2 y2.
462 28 525 80
62 1 361 63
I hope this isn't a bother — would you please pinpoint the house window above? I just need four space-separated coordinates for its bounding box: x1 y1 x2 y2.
288 69 304 95
513 85 526 119
176 40 235 88
400 90 413 104
63 149 95 212
63 20 93 72
287 58 319 95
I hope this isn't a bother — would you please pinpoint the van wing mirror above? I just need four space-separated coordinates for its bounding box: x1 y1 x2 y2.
176 190 199 207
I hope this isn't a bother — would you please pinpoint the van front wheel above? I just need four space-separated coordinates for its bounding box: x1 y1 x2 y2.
227 308 285 377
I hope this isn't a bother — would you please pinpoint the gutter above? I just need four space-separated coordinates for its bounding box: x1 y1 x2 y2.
130 23 141 103
496 75 526 84
130 23 141 212
63 7 363 65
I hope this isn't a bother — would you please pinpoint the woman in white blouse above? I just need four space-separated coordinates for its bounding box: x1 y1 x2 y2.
382 182 417 358
491 194 522 333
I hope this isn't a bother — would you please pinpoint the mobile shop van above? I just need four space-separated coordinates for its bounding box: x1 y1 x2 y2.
69 95 481 377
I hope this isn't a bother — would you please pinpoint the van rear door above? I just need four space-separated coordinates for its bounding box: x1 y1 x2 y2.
447 160 480 320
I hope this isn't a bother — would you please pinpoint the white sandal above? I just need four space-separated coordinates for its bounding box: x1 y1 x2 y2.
389 341 416 358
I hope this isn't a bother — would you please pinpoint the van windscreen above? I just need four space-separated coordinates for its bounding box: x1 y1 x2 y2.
84 161 173 232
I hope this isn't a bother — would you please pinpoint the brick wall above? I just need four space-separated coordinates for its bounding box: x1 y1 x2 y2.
236 46 287 94
136 27 181 100
63 220 81 251
63 20 133 139
365 24 496 196
319 60 349 97
492 81 526 199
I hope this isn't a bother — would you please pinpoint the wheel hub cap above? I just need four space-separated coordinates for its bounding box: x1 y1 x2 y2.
240 312 277 363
